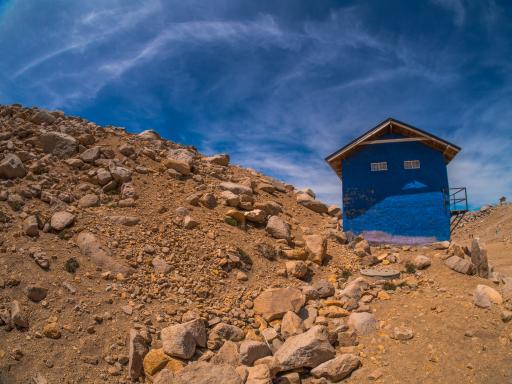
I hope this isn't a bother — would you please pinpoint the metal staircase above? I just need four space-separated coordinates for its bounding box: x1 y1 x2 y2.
443 187 468 233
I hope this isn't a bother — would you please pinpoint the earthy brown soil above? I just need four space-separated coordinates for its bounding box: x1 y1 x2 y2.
349 247 512 384
0 104 511 384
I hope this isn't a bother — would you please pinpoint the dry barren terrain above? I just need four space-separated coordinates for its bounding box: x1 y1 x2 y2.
0 104 511 384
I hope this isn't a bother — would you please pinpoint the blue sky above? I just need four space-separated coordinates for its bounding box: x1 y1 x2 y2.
0 0 511 208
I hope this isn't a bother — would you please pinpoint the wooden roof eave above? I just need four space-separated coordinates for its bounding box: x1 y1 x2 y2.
325 119 461 178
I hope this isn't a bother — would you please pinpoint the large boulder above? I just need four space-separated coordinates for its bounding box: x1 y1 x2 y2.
161 319 207 359
327 205 342 218
265 216 291 241
96 168 113 186
304 235 327 264
246 365 272 384
299 188 315 198
128 329 149 380
311 354 361 381
78 194 99 208
274 325 335 371
138 130 160 140
23 215 39 237
313 280 335 298
11 300 29 329
199 193 217 209
445 256 474 275
340 277 369 301
168 149 195 166
471 238 489 278
347 312 377 335
473 284 503 308
153 369 175 384
254 287 305 321
219 182 253 196
296 193 314 204
211 341 240 366
299 199 328 214
245 209 267 224
285 261 308 280
80 147 101 163
173 361 242 384
205 154 230 166
254 201 282 216
207 323 245 350
109 163 132 183
354 239 371 255
0 154 27 179
31 110 56 125
40 131 78 158
281 311 305 339
76 231 133 276
50 211 75 231
239 340 272 366
152 257 171 274
221 190 240 207
432 240 450 250
163 158 191 175
412 255 431 270
110 215 140 226
143 348 182 377
25 285 47 302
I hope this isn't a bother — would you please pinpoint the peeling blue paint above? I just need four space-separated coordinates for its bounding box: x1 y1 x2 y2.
402 180 427 190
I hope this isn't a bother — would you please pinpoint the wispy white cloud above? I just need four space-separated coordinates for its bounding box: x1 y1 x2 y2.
100 15 288 79
1 1 511 208
13 1 161 78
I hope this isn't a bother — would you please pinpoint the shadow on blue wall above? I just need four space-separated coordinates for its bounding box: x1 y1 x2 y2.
345 192 450 242
342 133 451 243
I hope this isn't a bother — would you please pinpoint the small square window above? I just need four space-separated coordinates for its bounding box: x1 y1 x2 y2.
404 160 420 169
370 162 388 171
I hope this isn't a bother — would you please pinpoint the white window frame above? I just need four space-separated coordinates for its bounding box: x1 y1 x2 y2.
370 162 388 172
404 160 420 170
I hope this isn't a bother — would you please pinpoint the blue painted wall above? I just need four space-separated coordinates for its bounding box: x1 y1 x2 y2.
342 133 451 243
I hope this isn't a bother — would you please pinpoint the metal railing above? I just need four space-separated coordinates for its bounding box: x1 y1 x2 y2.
443 187 468 214
443 187 468 233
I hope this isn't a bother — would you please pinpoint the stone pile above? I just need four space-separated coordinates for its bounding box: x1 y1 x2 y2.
136 277 383 383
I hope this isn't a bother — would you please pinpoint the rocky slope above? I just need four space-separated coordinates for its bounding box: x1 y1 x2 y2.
453 203 512 276
0 104 511 384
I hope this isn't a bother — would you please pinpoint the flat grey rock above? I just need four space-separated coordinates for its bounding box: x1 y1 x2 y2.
360 268 400 279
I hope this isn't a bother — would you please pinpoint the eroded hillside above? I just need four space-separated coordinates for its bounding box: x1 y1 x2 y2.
0 104 511 384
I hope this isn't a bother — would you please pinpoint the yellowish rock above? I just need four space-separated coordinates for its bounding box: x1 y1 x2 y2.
377 291 390 300
322 299 344 307
43 322 61 339
165 357 186 373
225 209 246 226
270 319 282 330
281 248 308 260
245 328 263 341
255 315 268 332
143 348 170 376
327 274 337 284
319 306 349 318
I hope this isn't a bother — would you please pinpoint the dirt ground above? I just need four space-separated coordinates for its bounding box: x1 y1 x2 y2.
1 104 511 384
348 246 512 384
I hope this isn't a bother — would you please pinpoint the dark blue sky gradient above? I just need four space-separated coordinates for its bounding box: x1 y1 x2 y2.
0 0 510 206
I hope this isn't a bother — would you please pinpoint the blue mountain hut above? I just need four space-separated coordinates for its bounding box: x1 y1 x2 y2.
325 118 467 244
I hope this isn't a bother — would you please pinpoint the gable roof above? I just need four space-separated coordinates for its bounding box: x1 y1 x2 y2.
325 118 461 179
